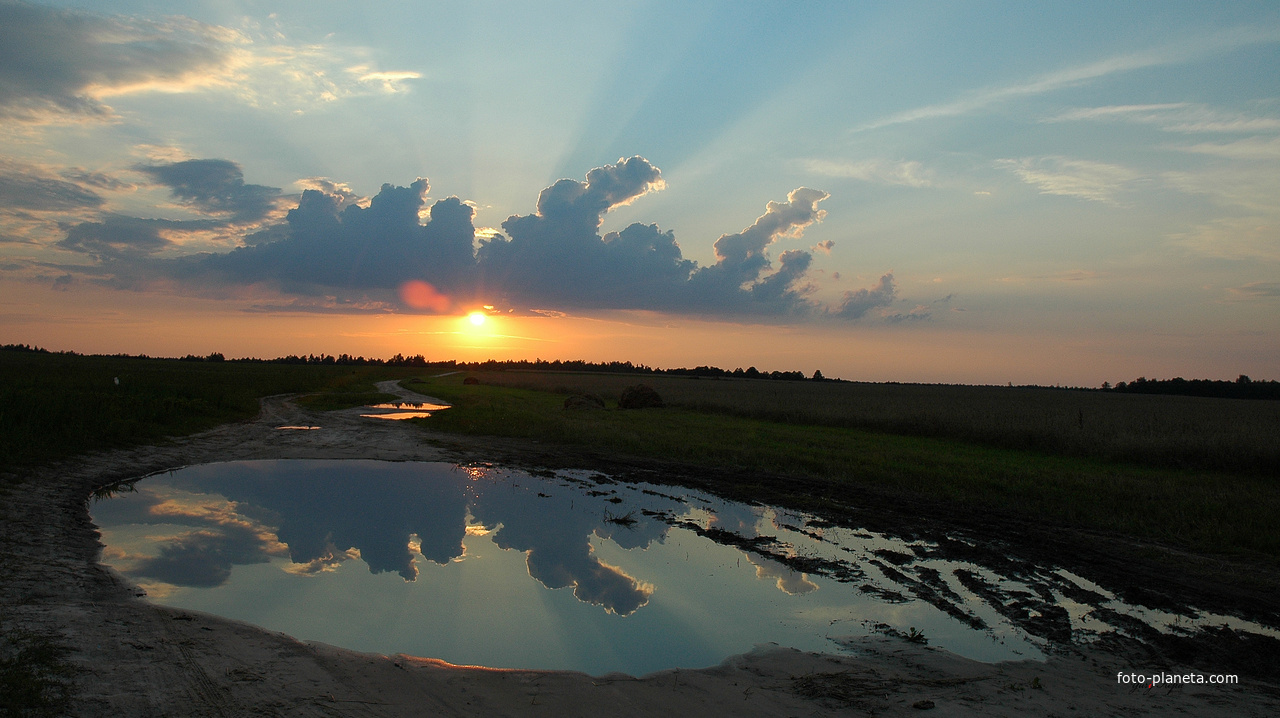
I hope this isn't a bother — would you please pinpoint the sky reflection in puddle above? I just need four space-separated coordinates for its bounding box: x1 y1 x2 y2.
360 402 450 420
92 460 1277 677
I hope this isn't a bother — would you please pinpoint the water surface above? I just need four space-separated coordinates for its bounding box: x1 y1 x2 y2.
92 460 1274 676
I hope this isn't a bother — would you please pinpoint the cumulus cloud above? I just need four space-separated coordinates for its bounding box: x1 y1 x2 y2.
130 524 278 588
682 187 829 314
41 156 903 321
752 556 818 595
94 489 289 589
195 178 478 300
836 273 896 318
476 156 687 307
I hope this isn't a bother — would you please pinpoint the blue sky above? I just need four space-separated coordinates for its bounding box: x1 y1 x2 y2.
1 1 1277 382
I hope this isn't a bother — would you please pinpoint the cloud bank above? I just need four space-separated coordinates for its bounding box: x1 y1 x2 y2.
40 155 898 320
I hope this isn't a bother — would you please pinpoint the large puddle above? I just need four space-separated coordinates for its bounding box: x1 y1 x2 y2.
92 460 1277 676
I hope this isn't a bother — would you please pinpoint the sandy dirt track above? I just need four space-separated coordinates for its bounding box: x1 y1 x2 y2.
2 383 1277 716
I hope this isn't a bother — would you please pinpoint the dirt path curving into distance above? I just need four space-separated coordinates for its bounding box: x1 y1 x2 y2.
2 388 1277 716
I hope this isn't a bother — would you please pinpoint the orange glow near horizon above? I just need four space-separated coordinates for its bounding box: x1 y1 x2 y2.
468 311 486 327
3 282 1277 386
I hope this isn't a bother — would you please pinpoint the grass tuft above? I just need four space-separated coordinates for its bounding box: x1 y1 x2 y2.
0 629 75 718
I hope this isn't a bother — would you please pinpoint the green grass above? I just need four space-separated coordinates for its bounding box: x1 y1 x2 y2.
406 374 1280 559
465 370 1280 476
0 628 74 718
0 350 415 481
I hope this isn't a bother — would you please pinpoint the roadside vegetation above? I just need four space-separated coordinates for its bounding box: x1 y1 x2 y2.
292 391 400 411
0 626 74 718
0 349 412 482
405 372 1280 560
458 370 1280 476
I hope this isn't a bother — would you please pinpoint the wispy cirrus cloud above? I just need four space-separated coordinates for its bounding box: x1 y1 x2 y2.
0 1 421 123
853 26 1280 133
1164 164 1280 214
1227 281 1280 299
0 158 105 212
1047 103 1280 134
803 158 933 188
1169 216 1280 261
996 157 1140 204
1178 135 1280 160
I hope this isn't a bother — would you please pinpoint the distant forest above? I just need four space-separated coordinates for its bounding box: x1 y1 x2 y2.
4 343 1277 399
1102 375 1280 401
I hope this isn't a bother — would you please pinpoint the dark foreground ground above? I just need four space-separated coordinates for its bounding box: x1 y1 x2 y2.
2 387 1278 716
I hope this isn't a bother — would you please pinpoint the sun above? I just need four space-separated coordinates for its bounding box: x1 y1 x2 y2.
467 311 486 327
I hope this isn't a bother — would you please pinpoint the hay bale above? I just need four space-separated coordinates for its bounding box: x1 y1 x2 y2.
462 376 480 385
618 384 663 409
563 393 606 411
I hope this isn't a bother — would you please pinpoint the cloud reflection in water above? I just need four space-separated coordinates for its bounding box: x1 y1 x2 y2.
95 461 674 615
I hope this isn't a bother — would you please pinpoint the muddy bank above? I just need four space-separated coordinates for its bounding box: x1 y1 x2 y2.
2 386 1278 716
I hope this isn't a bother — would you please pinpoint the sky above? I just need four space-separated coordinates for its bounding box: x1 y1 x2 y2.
1 0 1277 384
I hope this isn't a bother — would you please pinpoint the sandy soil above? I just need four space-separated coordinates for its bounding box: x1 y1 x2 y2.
2 382 1278 716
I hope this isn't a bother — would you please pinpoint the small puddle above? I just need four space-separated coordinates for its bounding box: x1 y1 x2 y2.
91 460 1279 677
360 401 450 420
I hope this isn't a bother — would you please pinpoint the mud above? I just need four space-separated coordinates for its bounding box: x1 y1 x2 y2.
2 380 1278 716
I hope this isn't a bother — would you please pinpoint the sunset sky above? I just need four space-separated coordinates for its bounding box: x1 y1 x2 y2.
1 0 1277 384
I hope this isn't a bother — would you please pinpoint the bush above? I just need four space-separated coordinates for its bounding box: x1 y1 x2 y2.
618 385 663 409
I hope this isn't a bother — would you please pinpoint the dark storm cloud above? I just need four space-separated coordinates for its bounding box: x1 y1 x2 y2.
0 158 103 211
138 159 281 223
59 156 902 321
0 1 231 121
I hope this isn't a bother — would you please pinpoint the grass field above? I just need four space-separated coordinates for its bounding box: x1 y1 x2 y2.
405 372 1280 559
0 350 412 478
4 349 1276 560
459 370 1280 476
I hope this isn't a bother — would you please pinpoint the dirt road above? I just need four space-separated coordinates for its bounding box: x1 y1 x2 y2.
2 390 1277 716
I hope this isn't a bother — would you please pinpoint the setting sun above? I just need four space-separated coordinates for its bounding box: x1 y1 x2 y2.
468 312 486 327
